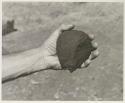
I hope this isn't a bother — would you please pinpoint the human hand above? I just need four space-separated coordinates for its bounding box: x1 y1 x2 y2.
42 24 99 70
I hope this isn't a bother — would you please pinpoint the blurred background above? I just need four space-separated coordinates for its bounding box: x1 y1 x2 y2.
2 2 123 100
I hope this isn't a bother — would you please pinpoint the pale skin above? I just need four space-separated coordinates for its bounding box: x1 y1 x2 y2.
2 24 99 82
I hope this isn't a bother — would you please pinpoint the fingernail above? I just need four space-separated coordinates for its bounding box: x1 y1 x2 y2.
93 50 99 56
86 59 91 64
68 24 75 28
81 63 85 68
85 59 91 67
89 34 94 40
92 42 98 48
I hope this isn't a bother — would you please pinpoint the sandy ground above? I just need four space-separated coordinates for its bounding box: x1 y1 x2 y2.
2 2 123 100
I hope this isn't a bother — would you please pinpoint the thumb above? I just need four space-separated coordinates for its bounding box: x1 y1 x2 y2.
45 24 75 45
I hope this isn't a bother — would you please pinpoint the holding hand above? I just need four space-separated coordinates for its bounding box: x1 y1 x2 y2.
2 24 99 81
42 24 99 70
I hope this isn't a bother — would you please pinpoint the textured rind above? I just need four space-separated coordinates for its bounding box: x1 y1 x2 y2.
57 30 94 72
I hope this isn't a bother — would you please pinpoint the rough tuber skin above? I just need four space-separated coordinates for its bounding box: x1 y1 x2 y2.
57 30 95 73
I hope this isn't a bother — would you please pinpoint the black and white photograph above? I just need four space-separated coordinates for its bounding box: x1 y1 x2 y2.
2 1 123 101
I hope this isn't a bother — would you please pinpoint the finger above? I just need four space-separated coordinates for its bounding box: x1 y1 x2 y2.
81 53 92 68
45 24 75 45
84 59 91 67
81 62 85 68
90 50 99 60
59 24 75 32
88 34 94 40
81 48 95 68
48 56 62 69
91 42 98 51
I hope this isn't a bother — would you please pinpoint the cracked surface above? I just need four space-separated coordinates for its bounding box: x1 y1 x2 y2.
57 30 94 72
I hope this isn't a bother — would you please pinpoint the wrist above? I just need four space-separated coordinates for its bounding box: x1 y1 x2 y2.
31 48 51 72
